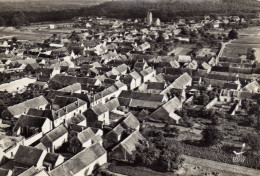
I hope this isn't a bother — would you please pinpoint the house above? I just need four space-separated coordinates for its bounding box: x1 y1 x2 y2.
26 108 58 124
90 83 125 106
86 103 110 125
178 55 191 63
140 67 156 82
40 124 68 153
14 145 47 168
104 98 120 112
25 62 39 73
149 97 182 124
36 67 60 81
186 60 198 70
52 96 88 127
50 24 55 29
134 61 148 71
105 112 140 145
57 83 82 94
17 166 49 176
170 60 180 68
160 72 192 96
13 115 52 136
104 124 125 147
66 114 87 127
120 112 140 130
49 143 107 176
121 75 135 90
43 153 64 171
223 83 241 91
114 80 127 91
130 71 142 89
201 62 212 73
49 75 101 89
0 169 12 176
242 81 259 93
118 90 166 110
109 130 144 161
147 82 166 94
69 127 102 153
1 96 49 123
219 89 236 102
115 64 128 75
176 37 190 43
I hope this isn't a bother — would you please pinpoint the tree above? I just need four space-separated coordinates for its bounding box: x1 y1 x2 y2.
190 30 198 38
228 29 238 39
12 37 17 43
211 116 220 125
202 126 223 146
180 27 190 36
11 12 29 26
242 133 260 154
194 93 210 106
69 31 81 42
131 138 183 172
157 149 183 172
131 142 159 167
247 48 256 61
0 16 5 26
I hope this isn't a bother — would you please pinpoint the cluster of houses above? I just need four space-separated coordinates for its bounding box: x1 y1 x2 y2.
0 13 259 176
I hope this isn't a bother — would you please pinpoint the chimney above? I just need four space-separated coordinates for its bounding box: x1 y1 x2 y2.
64 107 68 113
77 99 80 108
57 111 61 118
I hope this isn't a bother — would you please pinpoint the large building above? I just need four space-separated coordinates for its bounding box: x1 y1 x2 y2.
146 12 153 26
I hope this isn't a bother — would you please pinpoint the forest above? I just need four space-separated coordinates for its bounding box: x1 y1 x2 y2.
0 0 260 26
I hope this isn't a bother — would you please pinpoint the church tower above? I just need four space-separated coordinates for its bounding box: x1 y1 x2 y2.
146 12 153 26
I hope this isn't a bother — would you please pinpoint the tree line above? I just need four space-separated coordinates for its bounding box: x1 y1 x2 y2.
0 0 260 26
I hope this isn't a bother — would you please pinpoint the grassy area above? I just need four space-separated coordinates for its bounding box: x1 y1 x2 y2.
108 164 173 176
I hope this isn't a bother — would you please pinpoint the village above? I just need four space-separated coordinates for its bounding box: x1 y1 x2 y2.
0 11 260 176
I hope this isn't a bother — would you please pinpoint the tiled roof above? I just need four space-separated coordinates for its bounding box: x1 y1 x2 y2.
7 96 48 116
40 124 68 148
14 145 44 167
13 115 47 132
49 143 106 176
91 103 109 115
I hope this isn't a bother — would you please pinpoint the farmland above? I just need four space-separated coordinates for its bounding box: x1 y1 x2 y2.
221 26 260 60
0 22 84 40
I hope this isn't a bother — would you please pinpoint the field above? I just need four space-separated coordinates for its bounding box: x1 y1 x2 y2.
181 155 260 176
220 26 260 59
0 27 51 40
108 154 260 176
0 23 84 40
222 44 249 58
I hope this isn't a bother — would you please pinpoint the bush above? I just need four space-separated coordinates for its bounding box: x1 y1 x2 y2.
202 126 223 146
